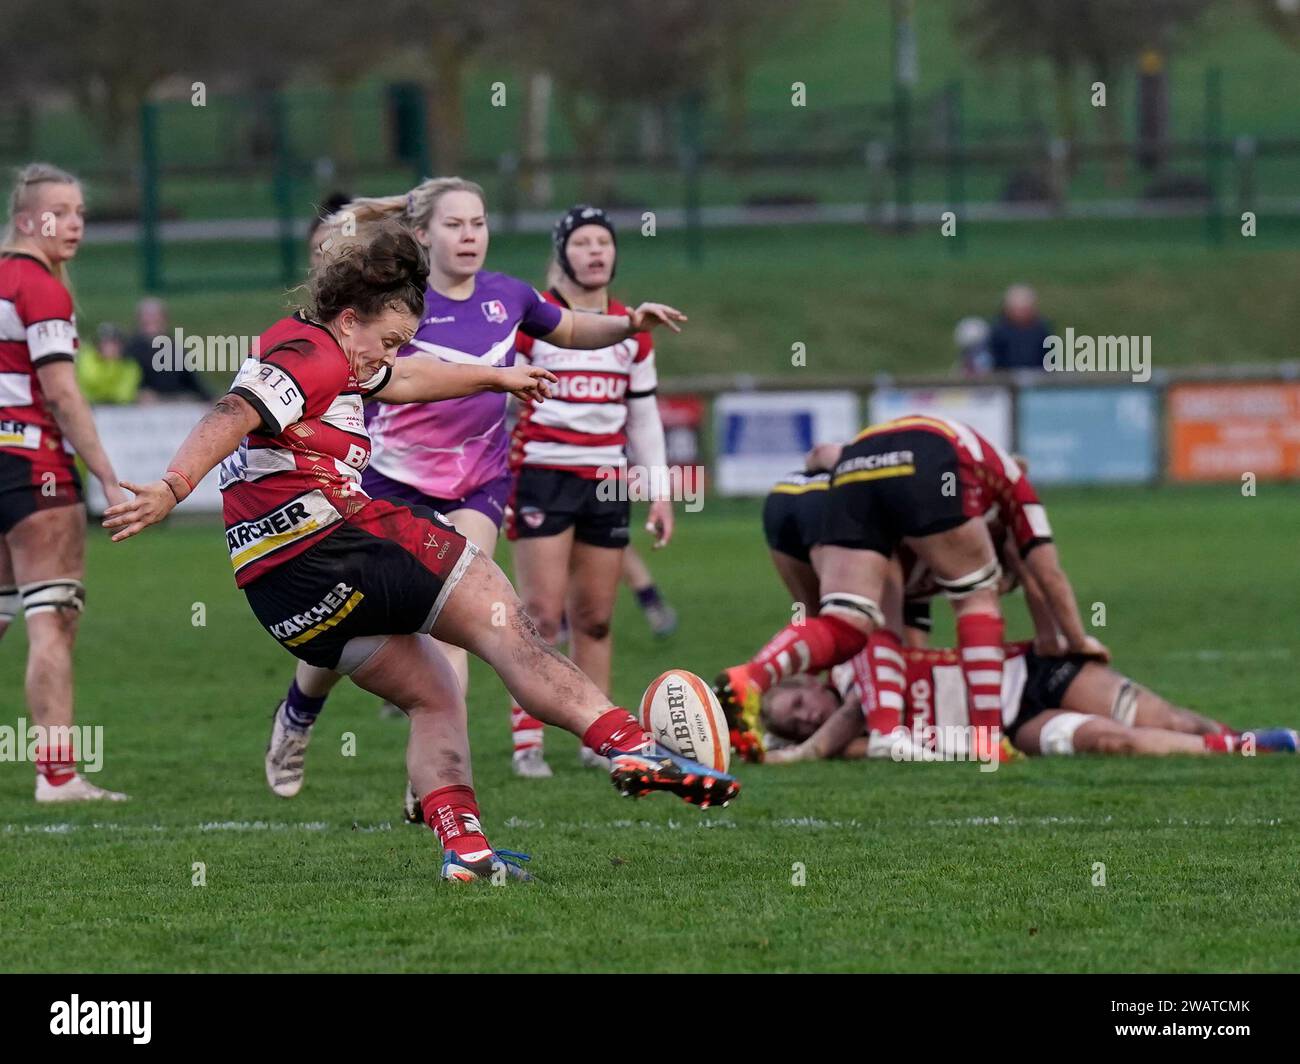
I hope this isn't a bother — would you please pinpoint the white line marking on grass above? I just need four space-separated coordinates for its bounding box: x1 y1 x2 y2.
1164 648 1293 662
2 822 163 834
2 820 335 834
772 816 866 829
927 815 1113 827
926 815 1284 827
4 814 1283 836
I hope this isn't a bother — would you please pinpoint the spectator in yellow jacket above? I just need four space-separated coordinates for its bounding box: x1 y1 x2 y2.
77 323 141 404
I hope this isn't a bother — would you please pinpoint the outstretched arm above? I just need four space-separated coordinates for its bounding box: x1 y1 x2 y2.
376 355 556 405
102 393 261 542
542 303 686 350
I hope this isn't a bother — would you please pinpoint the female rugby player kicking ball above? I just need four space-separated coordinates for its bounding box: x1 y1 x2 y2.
102 223 738 883
275 178 687 791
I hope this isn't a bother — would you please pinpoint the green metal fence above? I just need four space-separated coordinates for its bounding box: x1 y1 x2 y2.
3 70 1293 292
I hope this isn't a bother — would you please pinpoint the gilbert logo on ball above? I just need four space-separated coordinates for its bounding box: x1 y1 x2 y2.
638 669 730 773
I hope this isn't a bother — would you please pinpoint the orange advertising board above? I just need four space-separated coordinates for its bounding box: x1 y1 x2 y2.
1168 381 1300 480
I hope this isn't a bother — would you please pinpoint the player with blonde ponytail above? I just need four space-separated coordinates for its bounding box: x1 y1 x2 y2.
1 163 128 802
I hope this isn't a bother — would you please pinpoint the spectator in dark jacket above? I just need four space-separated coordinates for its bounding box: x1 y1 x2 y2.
988 285 1053 371
125 297 208 402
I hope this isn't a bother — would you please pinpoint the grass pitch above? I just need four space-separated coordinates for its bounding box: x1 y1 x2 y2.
1 487 1298 972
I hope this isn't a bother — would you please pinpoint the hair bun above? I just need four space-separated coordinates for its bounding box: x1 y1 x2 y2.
304 218 428 323
358 227 429 292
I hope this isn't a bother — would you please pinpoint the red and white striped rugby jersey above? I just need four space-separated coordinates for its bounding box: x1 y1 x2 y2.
218 313 390 587
833 641 1033 751
0 253 78 465
897 642 1032 738
509 291 656 477
852 413 1053 556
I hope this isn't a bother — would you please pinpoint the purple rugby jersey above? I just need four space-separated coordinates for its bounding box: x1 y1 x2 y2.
365 270 563 500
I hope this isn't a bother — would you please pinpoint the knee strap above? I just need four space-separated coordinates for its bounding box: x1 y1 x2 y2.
1110 680 1139 727
1038 711 1091 756
0 585 17 623
935 560 1001 600
819 592 884 629
20 580 86 617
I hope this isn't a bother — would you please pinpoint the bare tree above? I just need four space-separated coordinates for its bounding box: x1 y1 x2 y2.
522 0 720 202
705 0 841 171
4 0 214 171
956 0 1216 185
269 1 422 173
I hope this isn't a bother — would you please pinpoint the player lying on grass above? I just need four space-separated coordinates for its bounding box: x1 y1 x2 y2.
731 421 1096 760
758 641 1297 761
101 222 738 883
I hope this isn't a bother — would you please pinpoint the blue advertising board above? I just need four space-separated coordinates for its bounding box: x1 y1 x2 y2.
713 391 860 495
1017 386 1158 484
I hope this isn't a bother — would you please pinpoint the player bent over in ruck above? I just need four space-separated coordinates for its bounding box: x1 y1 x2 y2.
759 455 1069 758
104 222 738 883
716 414 1104 762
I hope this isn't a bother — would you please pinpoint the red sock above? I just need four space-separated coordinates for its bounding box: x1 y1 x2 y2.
510 704 545 754
857 630 906 734
1202 734 1236 754
850 648 878 726
35 742 76 787
744 614 867 693
422 784 492 861
957 613 1005 741
583 708 649 756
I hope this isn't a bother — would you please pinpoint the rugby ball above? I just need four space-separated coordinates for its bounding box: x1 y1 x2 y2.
638 669 730 773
